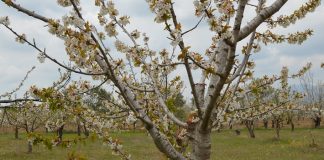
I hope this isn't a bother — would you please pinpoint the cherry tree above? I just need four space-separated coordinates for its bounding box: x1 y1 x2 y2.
6 102 52 153
299 69 324 128
0 0 321 159
230 66 306 139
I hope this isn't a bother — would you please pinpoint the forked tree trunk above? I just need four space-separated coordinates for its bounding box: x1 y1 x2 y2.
245 120 255 138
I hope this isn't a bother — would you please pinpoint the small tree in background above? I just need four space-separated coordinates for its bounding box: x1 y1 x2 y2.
299 71 324 128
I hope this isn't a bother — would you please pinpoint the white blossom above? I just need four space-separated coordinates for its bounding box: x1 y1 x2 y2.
119 16 130 26
131 30 140 39
126 112 137 125
15 33 26 44
37 52 46 63
0 16 10 26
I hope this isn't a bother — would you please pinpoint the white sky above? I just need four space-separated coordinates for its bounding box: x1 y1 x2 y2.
0 0 323 100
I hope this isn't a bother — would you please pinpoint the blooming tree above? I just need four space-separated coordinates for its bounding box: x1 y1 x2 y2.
3 102 53 153
299 69 324 128
227 65 306 139
0 0 322 159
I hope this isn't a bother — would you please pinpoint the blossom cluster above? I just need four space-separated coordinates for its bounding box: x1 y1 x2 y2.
193 0 209 16
46 17 103 75
57 0 80 7
255 29 313 45
146 0 172 23
267 0 321 28
170 28 182 47
0 16 10 26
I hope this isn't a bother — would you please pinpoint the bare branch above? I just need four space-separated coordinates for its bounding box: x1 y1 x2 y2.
0 98 40 104
169 3 203 118
0 66 35 98
2 25 107 76
181 16 205 36
1 0 49 22
148 68 188 128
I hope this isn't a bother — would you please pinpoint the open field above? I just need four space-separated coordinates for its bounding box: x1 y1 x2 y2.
0 129 324 160
0 128 324 160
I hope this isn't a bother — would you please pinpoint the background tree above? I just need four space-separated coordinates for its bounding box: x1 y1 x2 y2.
3 102 51 153
299 71 324 128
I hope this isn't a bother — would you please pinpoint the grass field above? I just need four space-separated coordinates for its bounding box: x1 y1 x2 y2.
0 128 324 160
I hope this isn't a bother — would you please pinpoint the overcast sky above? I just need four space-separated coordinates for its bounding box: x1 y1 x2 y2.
0 0 323 100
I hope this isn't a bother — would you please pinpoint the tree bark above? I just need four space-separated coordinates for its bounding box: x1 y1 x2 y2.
14 126 19 139
83 125 89 137
146 125 186 160
289 117 295 131
245 120 255 138
314 117 321 128
27 141 33 153
77 123 81 136
191 125 212 160
133 121 136 131
57 125 64 142
263 120 268 129
235 129 241 135
274 119 281 140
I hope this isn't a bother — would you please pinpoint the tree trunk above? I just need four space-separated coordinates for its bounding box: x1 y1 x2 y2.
57 125 64 142
191 129 211 160
245 120 255 138
77 124 81 136
146 125 186 160
234 129 241 135
14 126 19 139
274 119 281 140
263 120 268 129
287 115 294 131
275 127 280 140
133 122 136 131
27 141 33 153
83 125 89 137
271 120 275 128
314 117 321 128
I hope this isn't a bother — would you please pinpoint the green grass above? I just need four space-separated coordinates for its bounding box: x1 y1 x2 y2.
212 128 324 160
0 128 324 160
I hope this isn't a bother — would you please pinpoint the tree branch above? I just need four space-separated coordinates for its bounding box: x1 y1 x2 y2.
238 0 288 41
1 0 49 22
2 25 106 76
0 98 40 104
